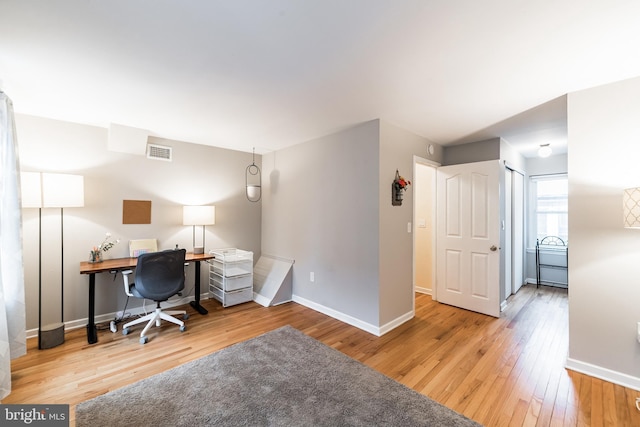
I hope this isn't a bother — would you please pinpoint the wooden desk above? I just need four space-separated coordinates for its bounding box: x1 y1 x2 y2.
80 252 214 344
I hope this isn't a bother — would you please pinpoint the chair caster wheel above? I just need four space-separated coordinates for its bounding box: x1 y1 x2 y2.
180 325 186 332
183 313 189 320
122 328 130 335
140 336 148 344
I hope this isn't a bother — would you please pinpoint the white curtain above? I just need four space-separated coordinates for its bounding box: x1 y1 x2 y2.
0 91 27 400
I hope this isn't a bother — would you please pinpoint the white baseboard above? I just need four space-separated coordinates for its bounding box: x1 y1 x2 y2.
415 287 432 295
292 294 413 337
27 293 206 340
566 357 640 391
379 310 414 336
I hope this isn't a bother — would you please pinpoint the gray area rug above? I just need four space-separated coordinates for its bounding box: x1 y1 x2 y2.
76 326 481 426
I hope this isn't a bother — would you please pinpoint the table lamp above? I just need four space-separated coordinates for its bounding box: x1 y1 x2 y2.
623 187 640 229
183 205 215 254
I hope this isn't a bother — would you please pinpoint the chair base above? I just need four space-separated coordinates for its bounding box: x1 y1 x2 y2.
123 306 186 342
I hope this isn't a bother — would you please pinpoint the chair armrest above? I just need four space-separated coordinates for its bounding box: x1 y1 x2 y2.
122 270 135 297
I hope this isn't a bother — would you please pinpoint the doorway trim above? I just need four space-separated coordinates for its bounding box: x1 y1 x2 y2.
413 155 440 308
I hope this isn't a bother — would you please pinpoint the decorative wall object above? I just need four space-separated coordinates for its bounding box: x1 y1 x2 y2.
123 200 152 224
392 170 411 206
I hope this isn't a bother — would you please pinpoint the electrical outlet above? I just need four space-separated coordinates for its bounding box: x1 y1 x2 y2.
310 272 315 283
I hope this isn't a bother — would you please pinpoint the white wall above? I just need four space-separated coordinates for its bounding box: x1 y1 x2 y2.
567 75 640 389
17 114 261 332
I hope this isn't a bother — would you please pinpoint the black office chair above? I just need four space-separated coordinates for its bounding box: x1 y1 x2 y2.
121 249 188 344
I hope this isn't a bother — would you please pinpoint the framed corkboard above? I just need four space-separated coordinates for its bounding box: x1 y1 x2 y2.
123 200 152 224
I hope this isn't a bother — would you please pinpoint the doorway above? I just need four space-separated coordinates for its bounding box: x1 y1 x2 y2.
505 167 525 300
413 158 525 315
413 157 438 297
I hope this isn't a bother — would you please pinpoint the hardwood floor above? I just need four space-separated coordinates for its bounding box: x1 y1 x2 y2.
3 284 639 426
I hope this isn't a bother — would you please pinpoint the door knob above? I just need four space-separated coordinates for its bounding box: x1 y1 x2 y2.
490 245 498 251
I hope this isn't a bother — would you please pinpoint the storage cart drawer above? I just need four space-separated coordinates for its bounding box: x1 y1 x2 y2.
211 258 253 277
210 272 252 292
209 285 252 307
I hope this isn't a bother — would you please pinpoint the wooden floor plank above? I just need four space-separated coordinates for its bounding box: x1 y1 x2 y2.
3 284 640 426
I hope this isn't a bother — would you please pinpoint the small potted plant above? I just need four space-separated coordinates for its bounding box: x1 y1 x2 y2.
89 233 120 263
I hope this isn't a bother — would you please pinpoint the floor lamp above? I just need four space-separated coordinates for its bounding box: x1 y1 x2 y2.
38 173 84 349
20 173 44 347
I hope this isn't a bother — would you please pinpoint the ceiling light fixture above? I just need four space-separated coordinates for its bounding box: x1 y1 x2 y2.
538 144 552 158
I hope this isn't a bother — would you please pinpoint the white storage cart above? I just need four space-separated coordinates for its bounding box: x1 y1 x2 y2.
209 248 253 307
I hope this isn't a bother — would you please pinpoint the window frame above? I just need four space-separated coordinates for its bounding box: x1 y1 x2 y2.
528 173 568 248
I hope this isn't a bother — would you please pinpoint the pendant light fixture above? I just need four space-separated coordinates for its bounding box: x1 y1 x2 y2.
246 147 261 202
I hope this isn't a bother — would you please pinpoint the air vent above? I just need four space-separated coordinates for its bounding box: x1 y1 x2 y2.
146 143 172 161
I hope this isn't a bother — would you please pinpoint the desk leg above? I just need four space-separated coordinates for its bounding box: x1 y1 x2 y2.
189 260 208 315
87 273 98 344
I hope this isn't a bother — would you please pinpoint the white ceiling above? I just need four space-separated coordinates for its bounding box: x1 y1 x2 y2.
2 1 640 157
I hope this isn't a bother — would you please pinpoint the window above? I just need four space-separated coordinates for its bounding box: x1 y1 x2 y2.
530 174 568 245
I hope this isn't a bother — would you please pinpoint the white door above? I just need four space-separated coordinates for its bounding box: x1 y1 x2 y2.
436 160 501 317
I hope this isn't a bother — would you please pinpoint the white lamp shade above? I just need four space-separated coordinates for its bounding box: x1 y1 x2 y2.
247 185 261 201
624 187 640 228
21 172 43 208
42 173 84 208
183 205 216 225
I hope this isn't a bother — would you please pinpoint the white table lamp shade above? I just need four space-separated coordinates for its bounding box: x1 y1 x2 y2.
623 187 640 228
183 205 216 225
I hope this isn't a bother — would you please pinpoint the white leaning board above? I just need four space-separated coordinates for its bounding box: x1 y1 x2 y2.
253 255 294 307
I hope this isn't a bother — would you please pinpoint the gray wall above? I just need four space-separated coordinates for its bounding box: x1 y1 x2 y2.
261 120 381 327
379 121 433 326
526 153 568 177
261 119 433 332
567 75 640 388
17 114 261 332
442 138 501 166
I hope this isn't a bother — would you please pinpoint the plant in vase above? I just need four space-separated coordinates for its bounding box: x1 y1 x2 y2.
392 170 411 205
90 233 120 263
394 174 411 192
